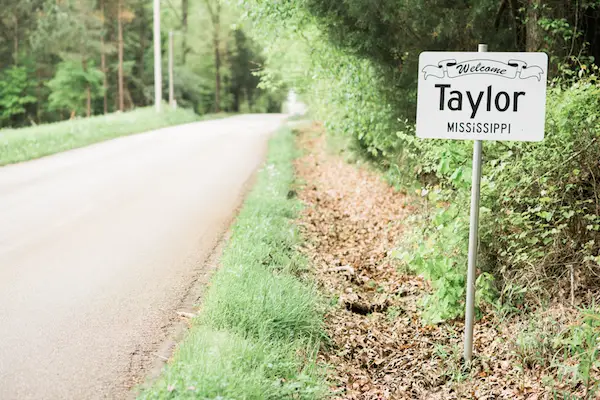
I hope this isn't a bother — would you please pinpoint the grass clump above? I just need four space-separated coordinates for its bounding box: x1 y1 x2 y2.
139 127 327 399
142 328 323 399
0 107 222 166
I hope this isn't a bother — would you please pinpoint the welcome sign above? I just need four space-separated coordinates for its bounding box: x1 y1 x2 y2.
416 52 548 141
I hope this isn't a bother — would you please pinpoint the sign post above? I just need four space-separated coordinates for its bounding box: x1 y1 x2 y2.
464 43 487 365
416 45 548 365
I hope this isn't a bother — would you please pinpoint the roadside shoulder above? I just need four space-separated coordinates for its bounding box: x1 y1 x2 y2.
137 126 328 399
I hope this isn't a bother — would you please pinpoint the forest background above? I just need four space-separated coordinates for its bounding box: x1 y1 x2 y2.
0 0 284 129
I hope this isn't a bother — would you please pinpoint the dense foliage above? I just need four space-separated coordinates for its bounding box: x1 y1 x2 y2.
395 80 600 321
242 0 600 320
0 0 283 128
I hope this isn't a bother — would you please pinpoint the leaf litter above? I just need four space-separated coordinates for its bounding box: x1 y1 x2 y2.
293 124 596 400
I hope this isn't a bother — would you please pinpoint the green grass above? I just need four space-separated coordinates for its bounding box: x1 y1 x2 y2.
138 127 328 400
0 107 231 167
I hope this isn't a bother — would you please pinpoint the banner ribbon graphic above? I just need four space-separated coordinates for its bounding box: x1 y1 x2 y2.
422 59 544 81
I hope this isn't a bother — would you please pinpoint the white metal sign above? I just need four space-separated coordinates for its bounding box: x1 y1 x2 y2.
416 51 548 141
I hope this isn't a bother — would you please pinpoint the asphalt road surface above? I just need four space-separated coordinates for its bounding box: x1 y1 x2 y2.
0 114 286 399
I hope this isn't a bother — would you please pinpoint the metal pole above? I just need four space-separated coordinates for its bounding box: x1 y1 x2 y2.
169 30 174 109
153 0 162 112
464 43 487 365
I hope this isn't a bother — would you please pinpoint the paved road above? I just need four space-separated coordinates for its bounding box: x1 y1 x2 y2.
0 114 286 399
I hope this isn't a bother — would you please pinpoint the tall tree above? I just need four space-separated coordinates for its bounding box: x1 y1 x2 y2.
114 0 135 111
32 0 103 117
227 28 262 112
137 1 147 98
526 0 543 51
0 0 281 126
100 0 109 114
182 0 189 64
0 0 45 67
117 0 125 111
204 0 222 113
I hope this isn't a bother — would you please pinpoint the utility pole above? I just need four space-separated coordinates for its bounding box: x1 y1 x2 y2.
153 0 162 112
169 30 175 109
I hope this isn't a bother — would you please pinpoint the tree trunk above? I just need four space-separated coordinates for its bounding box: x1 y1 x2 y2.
213 2 221 113
214 42 221 112
36 68 41 123
508 0 526 50
117 0 125 112
182 0 189 64
138 2 146 99
526 0 542 51
13 14 18 65
100 0 108 114
204 0 222 113
125 87 134 109
87 85 92 117
82 58 91 117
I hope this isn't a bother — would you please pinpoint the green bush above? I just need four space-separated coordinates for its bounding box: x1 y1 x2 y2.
47 60 105 116
513 307 600 397
482 81 600 293
394 79 600 319
0 66 37 127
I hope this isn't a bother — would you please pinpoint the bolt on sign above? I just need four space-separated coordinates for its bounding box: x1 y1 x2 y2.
416 52 548 141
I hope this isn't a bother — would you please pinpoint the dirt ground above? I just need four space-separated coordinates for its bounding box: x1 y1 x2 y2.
294 124 594 400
